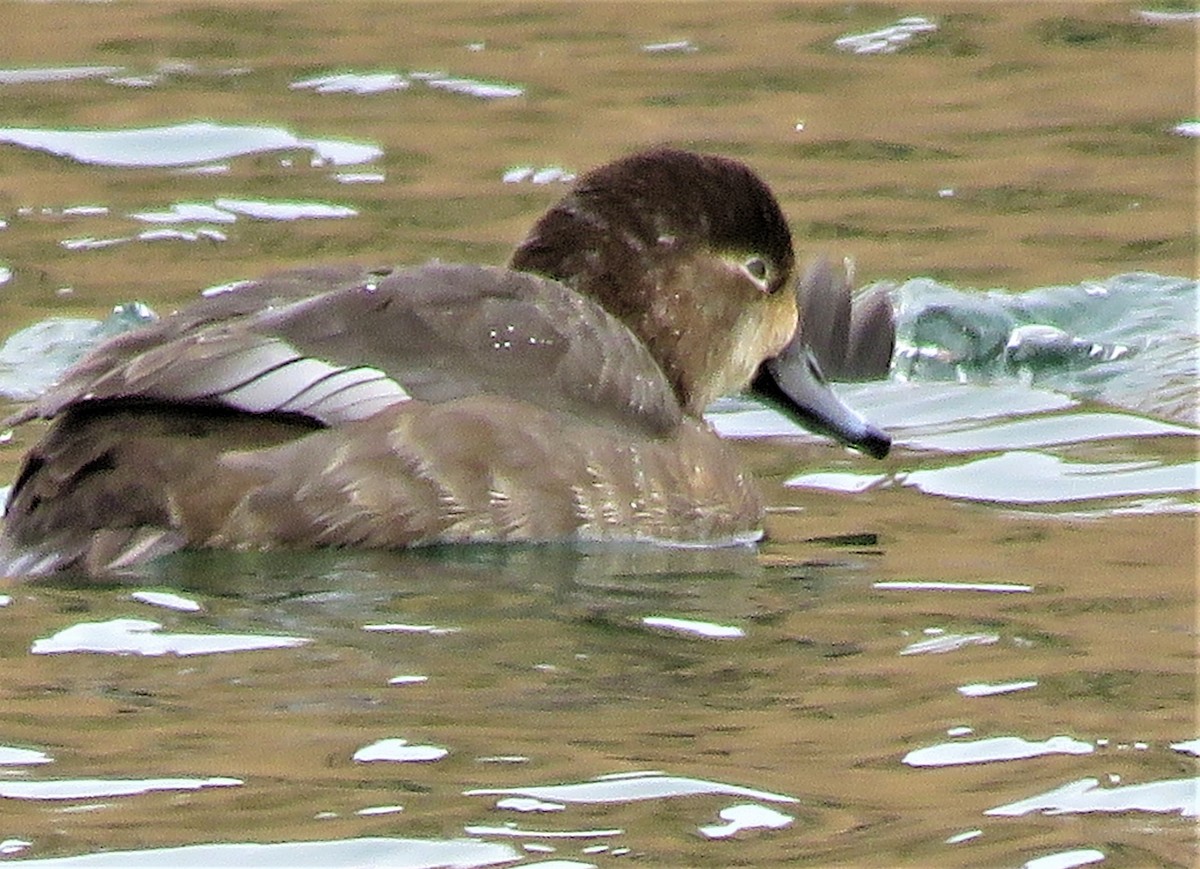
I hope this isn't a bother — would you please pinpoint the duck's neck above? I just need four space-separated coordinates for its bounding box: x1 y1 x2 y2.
511 207 703 414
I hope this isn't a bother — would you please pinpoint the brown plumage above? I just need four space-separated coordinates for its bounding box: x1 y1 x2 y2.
0 148 886 576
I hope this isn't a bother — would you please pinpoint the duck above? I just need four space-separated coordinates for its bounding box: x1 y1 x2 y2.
0 148 889 576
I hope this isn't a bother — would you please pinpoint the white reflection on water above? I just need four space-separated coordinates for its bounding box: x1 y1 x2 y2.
785 471 886 493
903 412 1198 453
502 166 576 185
465 771 797 804
839 382 1077 430
0 66 124 84
957 680 1038 697
698 803 794 839
128 199 359 225
130 591 202 612
0 777 240 801
418 75 524 100
834 16 938 54
4 837 519 868
900 633 998 655
875 581 1032 593
352 738 448 763
0 745 53 765
901 451 1199 504
0 839 31 856
986 776 1200 817
130 202 239 224
60 236 127 251
462 824 622 839
903 735 1093 767
495 797 565 812
641 616 744 639
334 172 386 184
291 72 411 94
354 804 404 816
292 70 524 100
30 618 310 656
388 675 428 685
213 198 357 220
363 623 460 635
1023 849 1105 869
642 40 699 53
0 122 381 168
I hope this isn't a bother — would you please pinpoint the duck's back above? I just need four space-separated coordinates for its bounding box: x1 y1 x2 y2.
1 263 761 574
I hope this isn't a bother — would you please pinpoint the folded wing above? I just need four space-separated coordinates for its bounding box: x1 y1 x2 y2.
13 262 682 436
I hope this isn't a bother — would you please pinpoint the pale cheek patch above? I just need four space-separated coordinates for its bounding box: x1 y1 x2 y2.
723 291 797 394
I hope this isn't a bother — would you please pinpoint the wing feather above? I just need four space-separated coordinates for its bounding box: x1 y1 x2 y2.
11 262 680 435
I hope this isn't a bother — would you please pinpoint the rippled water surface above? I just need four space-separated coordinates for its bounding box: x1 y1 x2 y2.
0 4 1196 867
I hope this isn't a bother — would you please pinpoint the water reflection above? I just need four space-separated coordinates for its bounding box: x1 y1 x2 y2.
901 450 1198 505
30 617 310 656
0 121 380 168
129 590 203 612
464 771 798 805
902 735 1093 767
353 738 449 763
1023 849 1105 869
0 777 241 801
0 746 53 765
698 803 794 839
986 776 1199 818
5 837 520 869
0 66 124 84
957 680 1038 697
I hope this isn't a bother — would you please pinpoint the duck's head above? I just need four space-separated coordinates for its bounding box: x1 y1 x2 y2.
511 147 798 416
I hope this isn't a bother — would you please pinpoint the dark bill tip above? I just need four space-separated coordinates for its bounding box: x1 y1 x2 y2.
750 347 891 459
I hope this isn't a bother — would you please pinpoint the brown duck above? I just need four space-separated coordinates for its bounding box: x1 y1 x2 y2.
0 148 889 575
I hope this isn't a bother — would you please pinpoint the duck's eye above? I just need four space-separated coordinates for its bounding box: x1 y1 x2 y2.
741 256 771 288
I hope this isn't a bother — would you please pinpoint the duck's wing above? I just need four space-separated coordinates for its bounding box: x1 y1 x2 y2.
795 258 894 381
847 283 895 380
14 262 682 436
795 258 852 377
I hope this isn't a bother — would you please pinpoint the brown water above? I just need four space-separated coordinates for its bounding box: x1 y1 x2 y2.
0 3 1196 867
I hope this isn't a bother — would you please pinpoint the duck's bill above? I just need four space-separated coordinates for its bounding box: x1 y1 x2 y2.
750 345 891 459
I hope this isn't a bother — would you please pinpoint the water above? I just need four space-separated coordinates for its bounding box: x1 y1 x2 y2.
0 3 1196 867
